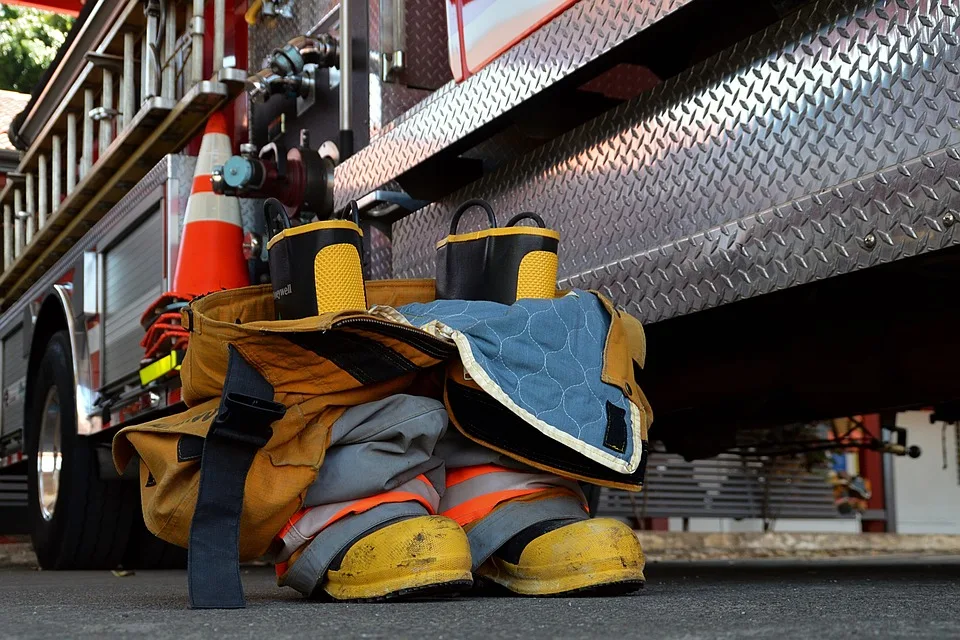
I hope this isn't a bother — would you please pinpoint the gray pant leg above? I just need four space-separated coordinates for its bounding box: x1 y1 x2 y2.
304 394 449 507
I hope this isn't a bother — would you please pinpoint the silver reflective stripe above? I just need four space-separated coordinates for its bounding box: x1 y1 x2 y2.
439 468 585 516
273 476 440 564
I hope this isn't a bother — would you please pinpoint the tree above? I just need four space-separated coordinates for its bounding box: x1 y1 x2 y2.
0 4 73 93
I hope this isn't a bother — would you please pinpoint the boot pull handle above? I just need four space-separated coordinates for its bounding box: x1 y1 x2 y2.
505 212 546 228
336 200 361 226
264 198 292 240
449 199 497 235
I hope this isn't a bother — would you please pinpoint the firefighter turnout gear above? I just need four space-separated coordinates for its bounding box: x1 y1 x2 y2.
114 228 652 605
113 285 456 607
437 428 645 596
271 394 470 599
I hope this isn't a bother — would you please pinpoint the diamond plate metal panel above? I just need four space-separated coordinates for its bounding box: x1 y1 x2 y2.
368 0 431 138
249 0 340 73
391 0 960 325
401 0 453 90
172 154 198 243
334 0 696 205
371 81 435 139
250 0 442 143
248 0 340 145
363 223 393 279
368 0 449 139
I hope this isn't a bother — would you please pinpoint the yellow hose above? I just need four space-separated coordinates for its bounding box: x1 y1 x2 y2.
244 0 263 25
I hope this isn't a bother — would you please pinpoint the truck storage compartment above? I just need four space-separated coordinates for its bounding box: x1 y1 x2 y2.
2 328 26 437
102 208 163 383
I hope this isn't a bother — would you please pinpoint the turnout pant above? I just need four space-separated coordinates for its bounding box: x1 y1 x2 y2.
273 395 588 595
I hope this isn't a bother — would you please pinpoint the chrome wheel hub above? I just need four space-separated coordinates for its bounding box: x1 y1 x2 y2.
37 387 62 521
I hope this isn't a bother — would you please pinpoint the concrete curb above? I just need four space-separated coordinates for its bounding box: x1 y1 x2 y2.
5 533 960 568
636 532 960 560
0 543 37 568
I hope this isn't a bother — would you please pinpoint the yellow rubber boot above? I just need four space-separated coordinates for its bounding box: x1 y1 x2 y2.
321 515 474 601
476 518 645 596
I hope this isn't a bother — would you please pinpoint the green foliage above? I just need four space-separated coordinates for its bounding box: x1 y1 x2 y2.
0 4 74 93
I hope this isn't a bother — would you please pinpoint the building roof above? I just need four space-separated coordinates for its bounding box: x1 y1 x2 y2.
0 90 31 152
2 1 82 17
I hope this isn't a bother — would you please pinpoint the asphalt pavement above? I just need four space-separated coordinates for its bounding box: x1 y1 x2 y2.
2 556 958 639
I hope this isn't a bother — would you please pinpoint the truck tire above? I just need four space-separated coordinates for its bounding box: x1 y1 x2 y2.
26 330 136 569
123 514 187 570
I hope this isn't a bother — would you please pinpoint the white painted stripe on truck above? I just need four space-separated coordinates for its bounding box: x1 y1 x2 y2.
0 451 24 469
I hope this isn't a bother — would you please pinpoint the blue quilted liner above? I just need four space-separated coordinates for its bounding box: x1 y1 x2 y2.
398 291 639 472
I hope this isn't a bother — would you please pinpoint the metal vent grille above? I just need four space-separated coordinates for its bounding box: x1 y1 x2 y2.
0 475 26 508
598 453 844 521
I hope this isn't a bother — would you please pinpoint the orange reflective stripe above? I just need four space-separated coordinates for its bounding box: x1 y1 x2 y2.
325 477 437 527
446 464 511 487
192 174 215 194
325 489 433 528
442 488 543 526
441 467 587 526
272 475 440 565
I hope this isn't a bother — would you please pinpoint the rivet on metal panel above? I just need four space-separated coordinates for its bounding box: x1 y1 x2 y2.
942 211 957 228
863 232 878 250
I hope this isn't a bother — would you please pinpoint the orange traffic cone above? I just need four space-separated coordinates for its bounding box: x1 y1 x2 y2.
137 112 248 374
172 111 249 296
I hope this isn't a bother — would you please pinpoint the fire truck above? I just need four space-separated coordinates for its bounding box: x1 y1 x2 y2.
0 0 957 567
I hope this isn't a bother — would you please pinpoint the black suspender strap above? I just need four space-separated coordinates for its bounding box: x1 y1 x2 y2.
187 345 286 609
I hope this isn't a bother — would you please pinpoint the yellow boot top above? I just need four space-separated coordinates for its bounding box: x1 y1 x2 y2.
322 515 473 601
477 517 645 596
